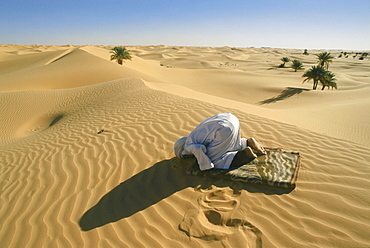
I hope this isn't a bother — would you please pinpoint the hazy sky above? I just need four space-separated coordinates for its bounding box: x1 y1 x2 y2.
1 0 369 50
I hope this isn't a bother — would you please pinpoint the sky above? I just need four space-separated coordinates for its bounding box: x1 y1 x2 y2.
1 0 369 50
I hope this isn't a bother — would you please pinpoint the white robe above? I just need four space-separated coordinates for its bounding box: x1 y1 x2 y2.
182 113 247 171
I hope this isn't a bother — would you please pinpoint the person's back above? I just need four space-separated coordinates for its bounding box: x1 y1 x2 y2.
175 113 245 170
174 112 266 171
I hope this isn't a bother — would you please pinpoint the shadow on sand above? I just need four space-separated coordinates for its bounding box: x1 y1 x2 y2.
259 87 310 105
79 157 294 231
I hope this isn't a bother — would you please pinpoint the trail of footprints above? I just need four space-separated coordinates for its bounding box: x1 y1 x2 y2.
180 186 262 247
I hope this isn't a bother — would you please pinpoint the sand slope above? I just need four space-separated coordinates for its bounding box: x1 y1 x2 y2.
0 45 369 247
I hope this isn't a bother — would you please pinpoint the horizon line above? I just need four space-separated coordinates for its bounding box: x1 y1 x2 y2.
1 43 369 51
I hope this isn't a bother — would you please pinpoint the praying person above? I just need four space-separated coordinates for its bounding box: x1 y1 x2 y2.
174 112 266 171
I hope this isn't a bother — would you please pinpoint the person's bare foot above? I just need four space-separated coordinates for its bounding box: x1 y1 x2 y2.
244 147 258 159
247 137 266 155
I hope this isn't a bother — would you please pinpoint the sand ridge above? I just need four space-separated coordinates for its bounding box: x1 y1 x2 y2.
0 45 369 247
83 44 370 146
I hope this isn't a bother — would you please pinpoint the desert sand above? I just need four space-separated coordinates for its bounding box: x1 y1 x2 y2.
0 44 369 247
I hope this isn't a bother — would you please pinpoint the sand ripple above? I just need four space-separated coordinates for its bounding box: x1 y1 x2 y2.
1 45 370 247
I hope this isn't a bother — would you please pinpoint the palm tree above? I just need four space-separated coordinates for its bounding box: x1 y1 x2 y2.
291 60 304 72
280 57 290 67
316 52 334 69
320 71 337 90
359 52 369 60
302 65 328 90
110 46 132 65
303 49 309 55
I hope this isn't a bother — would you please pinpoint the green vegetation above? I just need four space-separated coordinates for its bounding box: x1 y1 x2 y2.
359 52 368 60
276 51 338 90
302 66 327 90
338 51 369 60
302 65 337 90
320 70 337 90
291 60 304 72
301 51 337 90
110 46 132 65
279 57 290 67
316 52 334 70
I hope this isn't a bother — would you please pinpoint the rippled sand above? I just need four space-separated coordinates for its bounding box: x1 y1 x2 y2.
1 44 369 247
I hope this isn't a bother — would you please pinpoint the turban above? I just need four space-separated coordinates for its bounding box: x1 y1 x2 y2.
174 137 187 158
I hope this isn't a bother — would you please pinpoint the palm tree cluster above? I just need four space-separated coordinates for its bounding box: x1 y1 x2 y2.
359 52 369 60
110 46 132 65
338 51 349 58
302 52 337 90
338 51 369 60
278 57 304 72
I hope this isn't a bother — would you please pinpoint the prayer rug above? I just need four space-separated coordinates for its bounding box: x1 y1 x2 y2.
186 148 300 188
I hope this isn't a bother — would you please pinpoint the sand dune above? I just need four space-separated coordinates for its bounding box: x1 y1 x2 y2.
0 44 369 247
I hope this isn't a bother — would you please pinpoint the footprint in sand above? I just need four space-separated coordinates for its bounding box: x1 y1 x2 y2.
180 186 262 247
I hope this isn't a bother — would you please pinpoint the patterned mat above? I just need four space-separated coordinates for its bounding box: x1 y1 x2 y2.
186 148 300 188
